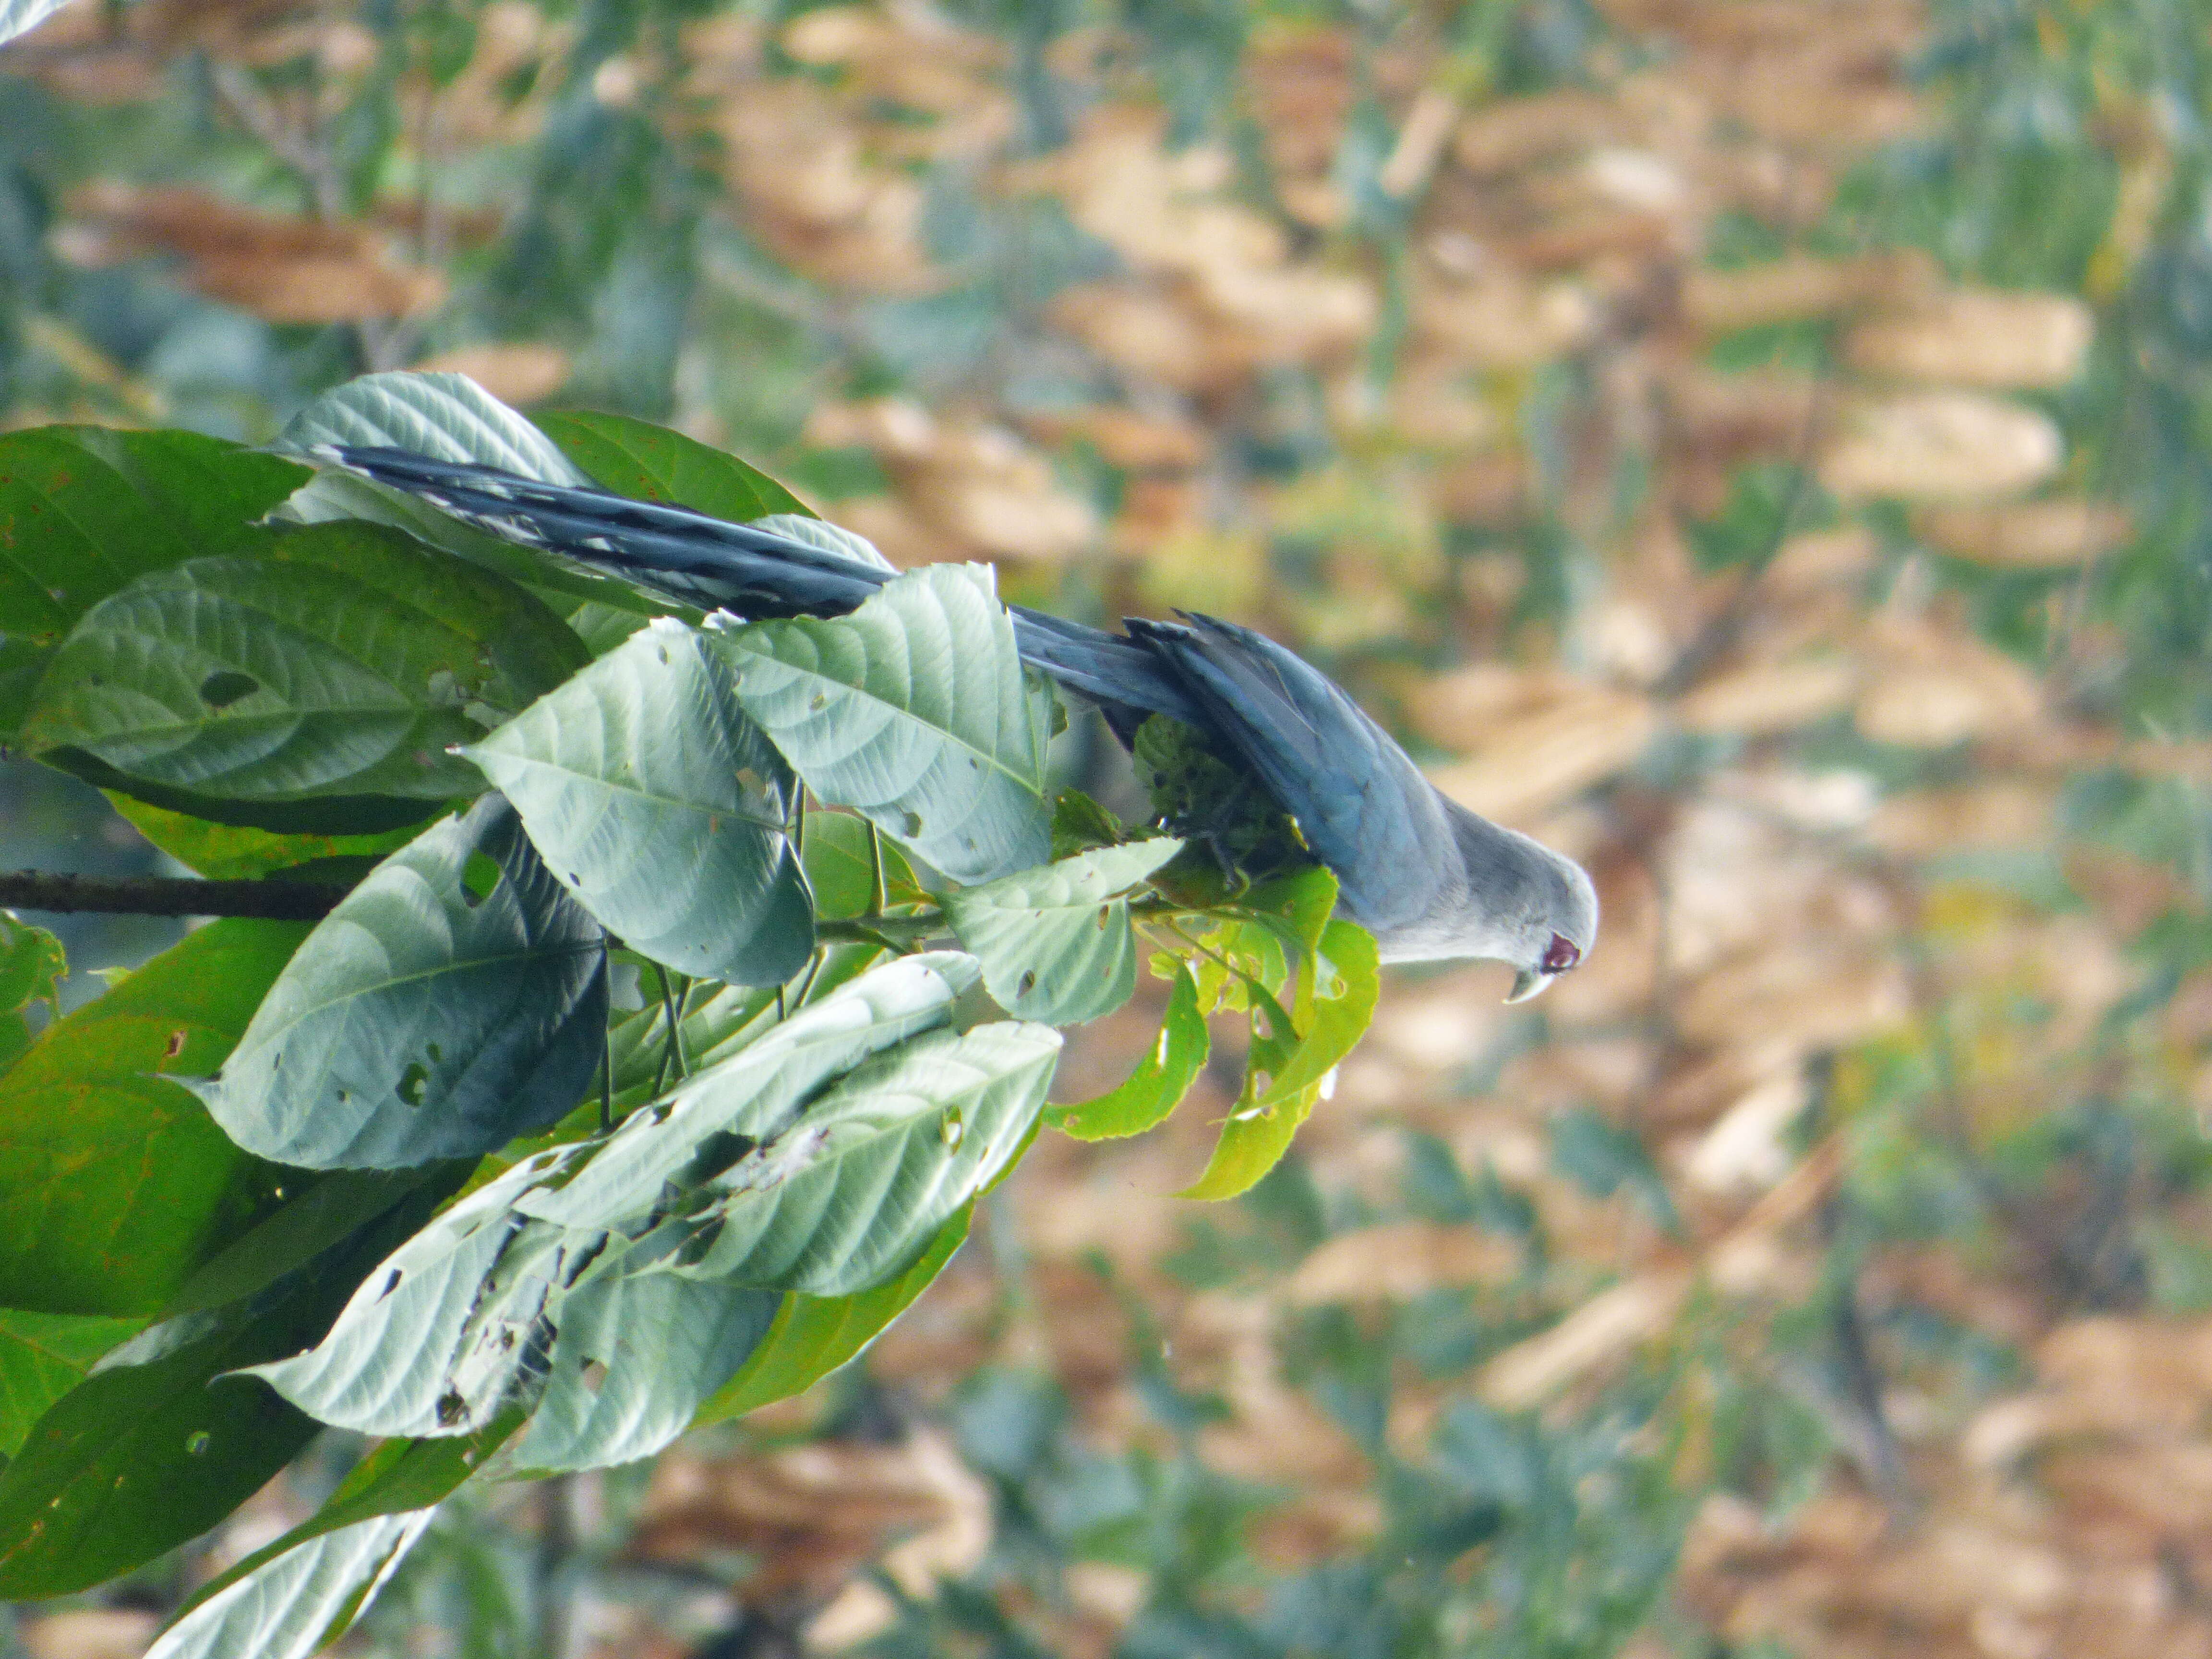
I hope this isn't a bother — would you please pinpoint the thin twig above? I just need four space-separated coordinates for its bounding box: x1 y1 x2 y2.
0 869 349 921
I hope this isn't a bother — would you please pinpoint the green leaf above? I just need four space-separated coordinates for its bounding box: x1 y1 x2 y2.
0 913 63 1075
651 1019 1058 1295
945 838 1182 1024
0 1311 145 1460
709 564 1053 884
167 1413 519 1631
237 1155 593 1437
23 521 588 806
191 795 609 1170
511 1275 780 1472
801 809 924 920
465 617 814 985
1240 865 1341 964
144 1512 434 1659
0 919 311 1315
0 426 308 642
1050 787 1126 858
1048 962 1209 1142
104 793 424 879
693 1202 971 1427
1179 922 1379 1202
278 371 589 484
0 1186 440 1598
160 1166 472 1318
533 409 814 521
248 955 983 1438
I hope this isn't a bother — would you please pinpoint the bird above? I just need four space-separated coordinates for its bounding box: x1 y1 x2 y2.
314 445 1597 1000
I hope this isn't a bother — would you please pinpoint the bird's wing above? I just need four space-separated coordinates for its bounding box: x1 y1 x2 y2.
1123 613 1454 931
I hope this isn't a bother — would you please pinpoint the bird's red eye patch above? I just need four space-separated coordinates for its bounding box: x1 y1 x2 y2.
1542 934 1581 974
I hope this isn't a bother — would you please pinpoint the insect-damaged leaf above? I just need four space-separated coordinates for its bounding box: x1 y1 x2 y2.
22 521 586 808
243 955 985 1440
189 795 608 1170
945 837 1183 1025
708 564 1053 884
466 618 813 985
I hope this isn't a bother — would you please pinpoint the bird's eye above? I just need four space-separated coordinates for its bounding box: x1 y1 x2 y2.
1541 934 1581 974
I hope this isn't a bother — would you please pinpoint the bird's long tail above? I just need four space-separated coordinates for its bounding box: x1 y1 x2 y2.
319 446 1202 725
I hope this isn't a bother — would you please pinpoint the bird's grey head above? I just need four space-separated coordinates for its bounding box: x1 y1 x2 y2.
1375 800 1599 1001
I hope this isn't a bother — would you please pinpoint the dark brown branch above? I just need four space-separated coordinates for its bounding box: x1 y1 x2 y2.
0 870 349 921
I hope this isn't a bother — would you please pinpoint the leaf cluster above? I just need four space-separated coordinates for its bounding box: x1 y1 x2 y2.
0 371 1380 1652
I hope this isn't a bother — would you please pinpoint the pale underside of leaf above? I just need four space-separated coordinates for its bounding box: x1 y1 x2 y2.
946 837 1183 1024
710 563 1051 883
278 371 588 485
143 1510 433 1659
467 618 813 984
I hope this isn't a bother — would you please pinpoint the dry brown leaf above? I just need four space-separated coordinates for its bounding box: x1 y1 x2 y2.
410 343 568 407
1819 392 2064 503
1675 655 1861 736
1915 498 2131 567
1681 251 1936 332
18 1611 159 1659
1427 689 1658 823
1854 617 2044 747
1287 1222 1521 1305
1846 289 2094 389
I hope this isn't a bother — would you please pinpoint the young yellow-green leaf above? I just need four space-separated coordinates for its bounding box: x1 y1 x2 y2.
0 919 310 1315
945 837 1183 1025
709 564 1053 884
1178 922 1380 1202
534 409 814 522
23 521 588 806
191 796 609 1169
1048 962 1210 1141
465 618 813 985
693 1203 972 1427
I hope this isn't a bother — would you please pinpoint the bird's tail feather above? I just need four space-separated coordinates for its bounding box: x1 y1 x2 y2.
319 446 1200 725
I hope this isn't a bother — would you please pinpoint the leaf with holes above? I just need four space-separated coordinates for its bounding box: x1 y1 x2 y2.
189 796 608 1170
694 1202 971 1428
945 837 1182 1024
22 521 587 810
248 955 979 1437
708 564 1053 883
511 1274 780 1471
0 919 310 1315
655 1020 1059 1295
465 618 813 985
1049 961 1210 1142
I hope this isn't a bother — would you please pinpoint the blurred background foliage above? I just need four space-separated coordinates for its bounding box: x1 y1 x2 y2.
8 0 2212 1656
